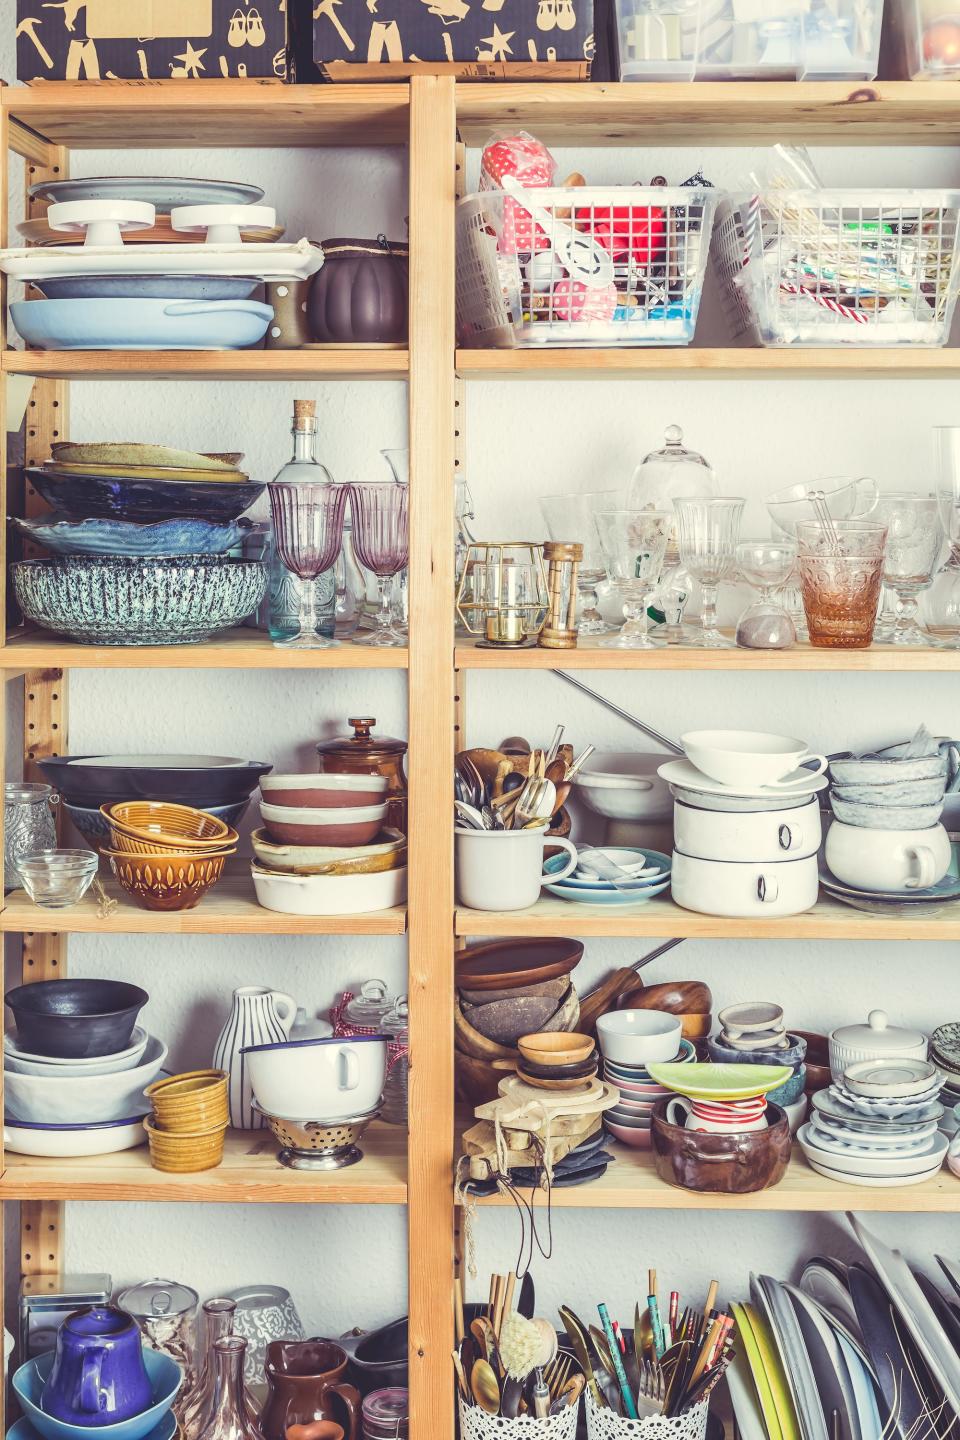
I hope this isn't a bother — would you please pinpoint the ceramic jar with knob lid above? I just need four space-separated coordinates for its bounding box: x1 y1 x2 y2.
829 1009 928 1084
317 718 407 832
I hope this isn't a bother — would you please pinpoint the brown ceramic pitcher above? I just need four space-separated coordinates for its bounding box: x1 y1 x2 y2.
261 1341 360 1440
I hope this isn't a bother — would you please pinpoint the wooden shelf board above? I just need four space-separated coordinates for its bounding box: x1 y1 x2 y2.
0 629 408 671
456 82 960 147
459 1141 960 1211
3 350 409 382
456 637 960 670
0 1125 407 1202
456 348 960 379
0 863 407 936
455 892 960 939
2 81 411 149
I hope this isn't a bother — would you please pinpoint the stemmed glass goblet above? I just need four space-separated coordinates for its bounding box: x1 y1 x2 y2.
594 509 670 649
735 541 798 650
268 482 348 649
348 481 409 648
674 497 745 648
875 493 944 647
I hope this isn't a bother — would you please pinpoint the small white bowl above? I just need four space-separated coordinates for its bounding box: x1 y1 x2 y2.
251 863 406 916
595 1009 682 1067
4 1026 149 1076
4 1035 168 1124
681 729 824 790
717 1002 785 1037
3 1111 148 1156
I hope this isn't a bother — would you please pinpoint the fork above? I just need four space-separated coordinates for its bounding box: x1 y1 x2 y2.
635 1360 667 1419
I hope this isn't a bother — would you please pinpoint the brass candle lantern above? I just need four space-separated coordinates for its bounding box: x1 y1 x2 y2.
539 541 583 650
455 542 547 648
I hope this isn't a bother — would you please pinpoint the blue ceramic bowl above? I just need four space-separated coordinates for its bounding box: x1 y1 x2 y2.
14 1347 181 1440
66 800 249 852
707 1033 808 1069
11 515 247 559
10 298 273 351
7 1413 178 1440
14 556 266 646
26 469 265 524
769 1067 807 1107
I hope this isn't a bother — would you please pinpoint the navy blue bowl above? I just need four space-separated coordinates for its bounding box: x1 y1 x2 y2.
26 468 265 524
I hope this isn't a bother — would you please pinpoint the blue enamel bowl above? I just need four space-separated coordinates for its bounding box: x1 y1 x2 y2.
10 298 273 351
26 469 265 524
7 1415 178 1440
11 515 247 558
14 1348 181 1440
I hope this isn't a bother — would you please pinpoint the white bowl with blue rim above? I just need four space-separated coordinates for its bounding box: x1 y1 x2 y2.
4 1110 148 1157
13 1349 180 1440
5 1042 168 1125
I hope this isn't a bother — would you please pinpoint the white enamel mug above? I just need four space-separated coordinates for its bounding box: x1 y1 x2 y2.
673 796 822 863
456 828 578 911
825 820 951 893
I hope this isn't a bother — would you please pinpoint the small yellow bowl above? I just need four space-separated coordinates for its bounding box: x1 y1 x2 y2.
517 1032 595 1068
146 1070 229 1132
103 801 232 851
144 1115 226 1173
107 848 232 912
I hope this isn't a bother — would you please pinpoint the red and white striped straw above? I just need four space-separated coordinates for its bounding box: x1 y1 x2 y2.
780 281 871 325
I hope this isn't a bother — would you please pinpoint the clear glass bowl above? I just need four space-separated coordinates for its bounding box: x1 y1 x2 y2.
18 849 98 908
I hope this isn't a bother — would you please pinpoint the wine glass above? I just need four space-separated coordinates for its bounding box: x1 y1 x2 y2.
735 541 797 650
539 489 621 635
594 509 670 649
348 481 409 648
875 493 944 647
674 497 745 648
931 427 960 647
268 482 348 649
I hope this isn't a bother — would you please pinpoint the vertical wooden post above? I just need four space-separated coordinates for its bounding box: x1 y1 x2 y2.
407 75 457 1440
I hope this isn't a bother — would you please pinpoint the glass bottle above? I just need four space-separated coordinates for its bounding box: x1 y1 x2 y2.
380 998 409 1129
335 507 366 639
196 1336 264 1440
267 399 337 644
183 1301 257 1440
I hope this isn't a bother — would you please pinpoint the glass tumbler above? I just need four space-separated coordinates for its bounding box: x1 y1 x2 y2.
674 497 746 648
539 489 621 634
796 520 887 649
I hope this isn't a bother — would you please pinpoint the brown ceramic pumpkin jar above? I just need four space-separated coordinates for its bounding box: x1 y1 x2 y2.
308 237 408 345
316 717 408 832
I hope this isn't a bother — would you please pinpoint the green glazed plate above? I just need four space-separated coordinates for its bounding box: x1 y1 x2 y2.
646 1061 793 1100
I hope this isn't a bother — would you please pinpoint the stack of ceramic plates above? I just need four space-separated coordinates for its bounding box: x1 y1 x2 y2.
799 1059 947 1186
542 845 671 908
601 1038 695 1148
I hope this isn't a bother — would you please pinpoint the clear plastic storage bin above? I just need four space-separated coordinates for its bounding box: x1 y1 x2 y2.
615 0 882 80
713 189 960 348
884 0 960 78
456 186 719 349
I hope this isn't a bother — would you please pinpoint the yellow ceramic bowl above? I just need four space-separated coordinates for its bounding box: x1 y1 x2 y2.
145 1070 229 1132
517 1032 595 1068
107 848 233 912
103 801 233 850
250 826 406 877
144 1115 227 1173
109 827 239 858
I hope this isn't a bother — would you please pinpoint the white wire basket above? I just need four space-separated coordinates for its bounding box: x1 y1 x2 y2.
713 189 960 347
458 1397 580 1440
456 187 719 348
584 1390 709 1440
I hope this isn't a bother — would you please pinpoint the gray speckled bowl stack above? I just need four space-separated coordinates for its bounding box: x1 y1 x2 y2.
827 749 948 829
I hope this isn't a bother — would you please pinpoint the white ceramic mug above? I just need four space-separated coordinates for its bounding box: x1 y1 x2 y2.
456 828 578 911
681 729 827 790
666 1097 768 1134
825 820 951 893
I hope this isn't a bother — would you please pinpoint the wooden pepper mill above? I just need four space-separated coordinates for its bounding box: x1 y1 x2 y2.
538 541 583 649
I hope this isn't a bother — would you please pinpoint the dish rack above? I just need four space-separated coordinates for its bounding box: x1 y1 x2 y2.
456 187 719 348
713 189 960 347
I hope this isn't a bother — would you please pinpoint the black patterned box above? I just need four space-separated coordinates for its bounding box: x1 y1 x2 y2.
16 0 288 82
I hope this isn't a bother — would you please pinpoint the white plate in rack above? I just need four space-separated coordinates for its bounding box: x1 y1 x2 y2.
0 238 324 284
28 176 265 210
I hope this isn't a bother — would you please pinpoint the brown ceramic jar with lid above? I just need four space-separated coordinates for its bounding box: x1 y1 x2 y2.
316 718 407 833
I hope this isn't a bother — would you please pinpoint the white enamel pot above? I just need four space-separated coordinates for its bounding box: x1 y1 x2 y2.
672 796 822 863
825 819 951 893
670 851 819 917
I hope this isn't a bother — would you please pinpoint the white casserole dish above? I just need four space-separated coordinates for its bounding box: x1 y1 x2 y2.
673 795 822 862
251 864 406 915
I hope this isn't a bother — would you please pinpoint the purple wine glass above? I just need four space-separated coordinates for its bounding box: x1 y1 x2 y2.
268 481 347 649
348 482 409 648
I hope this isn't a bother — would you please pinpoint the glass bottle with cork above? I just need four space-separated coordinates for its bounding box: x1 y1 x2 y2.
267 399 337 644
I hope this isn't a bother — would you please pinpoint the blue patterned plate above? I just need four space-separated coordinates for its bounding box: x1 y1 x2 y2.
12 514 245 558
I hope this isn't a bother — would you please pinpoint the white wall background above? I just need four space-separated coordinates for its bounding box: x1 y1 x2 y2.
3 18 960 1360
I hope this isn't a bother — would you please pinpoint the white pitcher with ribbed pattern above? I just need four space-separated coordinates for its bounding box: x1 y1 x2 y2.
213 986 296 1130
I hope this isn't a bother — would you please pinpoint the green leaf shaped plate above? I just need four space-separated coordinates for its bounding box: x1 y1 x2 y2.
645 1061 793 1101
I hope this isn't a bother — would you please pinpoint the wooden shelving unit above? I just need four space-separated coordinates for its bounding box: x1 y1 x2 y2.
3 75 960 1440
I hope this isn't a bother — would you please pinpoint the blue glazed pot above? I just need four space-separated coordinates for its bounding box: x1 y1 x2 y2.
42 1306 152 1426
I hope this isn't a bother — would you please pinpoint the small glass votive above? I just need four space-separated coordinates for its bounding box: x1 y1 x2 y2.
796 520 887 649
17 849 98 908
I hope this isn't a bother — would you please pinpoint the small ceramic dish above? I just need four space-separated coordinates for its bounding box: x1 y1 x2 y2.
6 1417 178 1440
811 1088 943 1131
843 1058 939 1098
259 799 387 848
708 1033 808 1069
13 1346 182 1440
829 795 945 830
718 1003 785 1037
260 773 389 808
145 1070 229 1132
3 1111 149 1157
105 800 233 850
250 826 406 877
722 1028 788 1052
108 848 232 911
606 1106 652 1127
647 1061 793 1102
596 1009 683 1066
603 1118 652 1148
251 863 406 916
517 1032 594 1067
832 1080 942 1117
542 854 671 907
4 1025 149 1076
144 1114 227 1173
828 753 947 786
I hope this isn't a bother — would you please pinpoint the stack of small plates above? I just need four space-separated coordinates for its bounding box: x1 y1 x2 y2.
799 1059 947 1186
542 845 671 908
931 1022 960 1110
602 1037 695 1149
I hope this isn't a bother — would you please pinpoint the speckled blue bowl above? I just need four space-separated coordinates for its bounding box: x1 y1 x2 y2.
707 1032 808 1070
26 468 264 524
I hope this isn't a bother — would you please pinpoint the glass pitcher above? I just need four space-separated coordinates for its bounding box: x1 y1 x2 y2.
5 783 58 892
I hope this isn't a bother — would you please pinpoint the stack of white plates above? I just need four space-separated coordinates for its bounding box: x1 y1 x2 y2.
799 1059 947 1186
